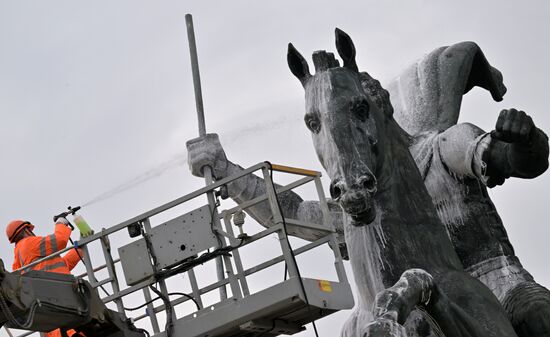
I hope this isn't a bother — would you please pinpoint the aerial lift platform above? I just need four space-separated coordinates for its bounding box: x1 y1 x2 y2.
1 162 354 337
2 14 353 337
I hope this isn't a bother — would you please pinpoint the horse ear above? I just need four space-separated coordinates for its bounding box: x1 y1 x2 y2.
287 43 311 86
335 28 358 71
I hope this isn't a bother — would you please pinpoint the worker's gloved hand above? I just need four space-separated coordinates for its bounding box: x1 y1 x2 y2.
186 133 230 179
55 217 70 226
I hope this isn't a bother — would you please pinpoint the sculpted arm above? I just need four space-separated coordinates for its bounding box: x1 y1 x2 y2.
438 109 549 187
186 134 344 242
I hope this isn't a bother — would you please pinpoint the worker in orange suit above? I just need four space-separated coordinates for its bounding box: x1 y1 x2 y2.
6 218 85 337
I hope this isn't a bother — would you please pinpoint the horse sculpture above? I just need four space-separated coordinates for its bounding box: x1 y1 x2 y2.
287 28 518 337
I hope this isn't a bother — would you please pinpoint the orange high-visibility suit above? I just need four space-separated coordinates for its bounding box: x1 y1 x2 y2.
12 223 83 337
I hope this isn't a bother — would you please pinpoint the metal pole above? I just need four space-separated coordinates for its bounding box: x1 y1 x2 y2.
185 13 227 300
314 177 348 283
185 14 206 136
99 233 125 313
261 167 300 279
142 287 161 334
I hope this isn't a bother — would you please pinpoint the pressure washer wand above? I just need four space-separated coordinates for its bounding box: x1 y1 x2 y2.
52 205 94 237
53 206 81 229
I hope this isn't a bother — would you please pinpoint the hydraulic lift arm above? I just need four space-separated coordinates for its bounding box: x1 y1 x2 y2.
0 259 144 337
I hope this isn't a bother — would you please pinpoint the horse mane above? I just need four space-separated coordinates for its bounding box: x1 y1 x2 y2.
358 71 414 146
358 72 392 115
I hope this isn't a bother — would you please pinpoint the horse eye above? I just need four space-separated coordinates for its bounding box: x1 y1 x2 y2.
305 114 321 133
350 98 369 122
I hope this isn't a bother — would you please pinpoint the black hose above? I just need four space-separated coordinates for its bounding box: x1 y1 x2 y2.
149 284 174 337
123 292 201 312
265 161 321 337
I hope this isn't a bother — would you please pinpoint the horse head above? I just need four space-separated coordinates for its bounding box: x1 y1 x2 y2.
288 28 394 226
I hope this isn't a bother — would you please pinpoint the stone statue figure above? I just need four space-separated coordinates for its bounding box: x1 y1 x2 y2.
186 31 549 337
387 42 550 337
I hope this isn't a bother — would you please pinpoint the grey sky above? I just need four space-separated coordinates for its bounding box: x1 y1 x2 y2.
1 1 549 336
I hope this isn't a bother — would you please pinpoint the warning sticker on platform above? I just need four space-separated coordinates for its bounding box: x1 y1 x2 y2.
318 279 332 292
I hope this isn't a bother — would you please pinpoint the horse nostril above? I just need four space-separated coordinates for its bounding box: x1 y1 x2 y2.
359 174 377 193
330 181 344 200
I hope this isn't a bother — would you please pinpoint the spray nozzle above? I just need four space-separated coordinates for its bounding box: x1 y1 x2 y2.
53 206 82 222
68 206 81 214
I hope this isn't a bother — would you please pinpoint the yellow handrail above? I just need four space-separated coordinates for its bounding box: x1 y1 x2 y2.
269 164 321 177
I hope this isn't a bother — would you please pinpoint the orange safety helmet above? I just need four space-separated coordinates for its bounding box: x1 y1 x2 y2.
6 220 34 243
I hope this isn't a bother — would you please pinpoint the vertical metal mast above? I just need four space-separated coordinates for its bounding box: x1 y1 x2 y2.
185 14 207 136
185 14 227 300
